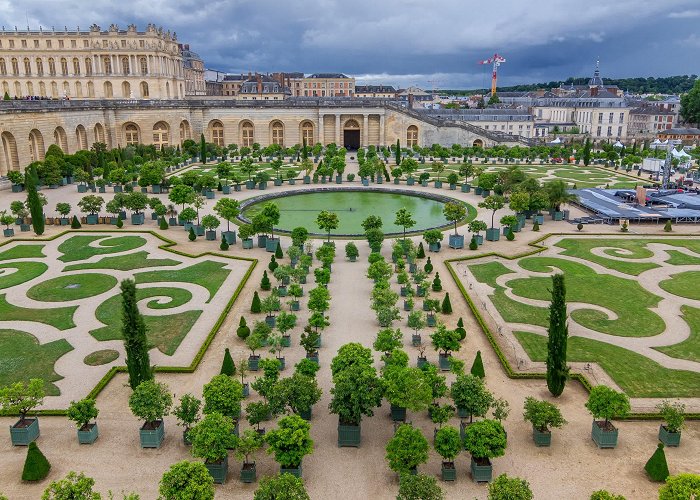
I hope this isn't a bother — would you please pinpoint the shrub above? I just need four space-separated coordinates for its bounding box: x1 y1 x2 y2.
657 400 685 433
469 236 478 250
417 242 426 259
202 374 244 418
506 227 515 241
462 419 507 460
220 348 236 376
66 398 99 429
585 385 630 424
441 293 452 314
433 426 461 462
488 474 533 500
261 270 272 291
386 424 429 474
219 238 229 250
644 443 669 482
159 460 214 500
265 414 314 468
128 380 172 424
189 412 237 463
22 442 51 481
159 217 169 230
577 222 583 231
590 491 626 500
397 473 444 500
533 220 540 231
253 474 310 500
251 291 262 313
237 316 251 339
658 473 700 500
41 471 100 499
522 397 566 432
664 220 672 232
455 317 466 340
431 272 442 292
275 241 283 258
71 215 82 229
424 257 433 273
470 351 485 378
269 255 279 272
188 227 196 241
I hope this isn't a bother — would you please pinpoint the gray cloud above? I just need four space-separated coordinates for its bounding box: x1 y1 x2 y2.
4 0 699 89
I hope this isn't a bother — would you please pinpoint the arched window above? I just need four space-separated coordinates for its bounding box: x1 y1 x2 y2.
76 125 88 150
166 81 170 98
53 127 68 152
2 81 8 95
1 132 20 174
103 56 112 75
48 58 56 76
60 58 68 76
39 82 46 97
26 82 34 95
14 81 21 97
122 81 131 98
23 58 31 76
75 81 82 98
140 81 149 98
87 81 95 98
139 57 147 75
104 81 113 98
11 58 19 75
124 123 139 146
0 59 6 76
50 81 58 98
152 122 169 150
72 58 80 75
94 123 105 144
301 121 314 146
271 121 284 146
28 130 45 162
241 121 254 147
63 81 70 97
179 120 191 143
36 58 43 76
121 57 129 75
210 120 224 147
406 125 418 148
84 58 93 76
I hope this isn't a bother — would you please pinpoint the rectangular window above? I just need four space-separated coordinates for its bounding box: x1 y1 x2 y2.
21 40 27 48
46 40 51 48
596 126 602 136
9 40 15 48
34 40 39 48
71 40 76 48
598 112 603 122
83 40 89 48
59 40 64 48
617 126 622 137
608 112 613 123
619 112 624 123
607 126 612 136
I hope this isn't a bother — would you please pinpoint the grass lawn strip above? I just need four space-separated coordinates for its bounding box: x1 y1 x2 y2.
659 271 700 300
26 273 118 302
0 293 76 330
134 260 231 302
514 330 700 398
83 349 120 366
653 306 700 363
57 235 146 262
0 244 46 261
0 329 72 396
63 251 181 272
0 262 48 290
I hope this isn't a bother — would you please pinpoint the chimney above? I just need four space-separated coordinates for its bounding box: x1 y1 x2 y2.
408 93 414 107
591 86 599 97
257 74 262 94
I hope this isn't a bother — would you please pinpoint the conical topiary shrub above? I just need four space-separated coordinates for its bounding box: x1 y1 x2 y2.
261 270 271 291
220 238 229 251
22 442 51 481
251 291 262 313
506 227 515 241
455 317 466 340
417 242 426 259
664 220 672 232
159 218 169 230
424 257 433 274
470 351 485 379
237 316 251 339
71 215 82 229
469 236 478 250
220 348 236 376
269 255 278 272
533 220 540 232
644 443 669 482
188 227 196 241
441 293 452 314
275 241 283 258
432 272 442 292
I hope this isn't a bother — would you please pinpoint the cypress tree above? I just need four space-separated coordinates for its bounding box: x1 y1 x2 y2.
432 272 442 292
237 316 251 339
188 227 196 241
121 279 152 390
200 133 207 164
644 444 669 482
395 139 401 165
275 241 283 258
470 350 485 378
219 238 229 251
71 215 82 229
261 270 271 291
251 291 262 313
268 255 278 272
220 348 236 376
417 242 426 259
582 138 592 166
441 293 452 314
546 274 569 397
21 442 50 481
25 165 44 236
455 317 466 340
424 256 433 274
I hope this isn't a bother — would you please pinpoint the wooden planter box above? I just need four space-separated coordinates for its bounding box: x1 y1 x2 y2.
265 315 276 328
390 405 406 422
205 230 217 241
426 315 436 327
205 456 228 484
240 462 256 483
470 456 493 483
591 420 618 449
449 234 464 249
338 422 361 447
438 353 451 371
461 184 471 193
441 461 457 481
658 425 681 447
485 228 500 241
139 420 165 448
242 239 254 249
248 355 260 371
195 225 205 237
221 231 236 244
532 425 551 447
428 242 440 252
265 238 279 252
9 418 39 446
412 334 422 347
77 423 99 444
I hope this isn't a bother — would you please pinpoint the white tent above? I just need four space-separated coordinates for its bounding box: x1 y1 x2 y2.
613 141 624 148
549 137 562 144
672 148 691 159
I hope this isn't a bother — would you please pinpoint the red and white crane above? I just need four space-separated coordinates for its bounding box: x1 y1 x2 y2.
478 53 506 96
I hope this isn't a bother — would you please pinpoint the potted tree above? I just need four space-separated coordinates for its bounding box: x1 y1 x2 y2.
385 423 430 475
434 426 461 481
246 333 265 371
300 326 321 364
201 214 220 241
463 419 507 483
373 328 403 359
270 372 322 420
202 373 244 435
408 310 426 347
478 195 506 242
545 180 578 221
261 293 281 327
657 400 685 447
401 158 418 185
432 161 446 188
451 373 493 423
383 365 432 422
530 191 550 226
1 211 15 237
443 202 467 249
423 229 444 253
235 429 264 483
124 191 149 225
430 323 461 371
77 195 104 225
173 393 201 445
509 192 530 230
10 201 29 231
522 396 567 447
189 412 237 484
8 170 24 192
159 461 215 499
239 224 255 250
66 398 99 444
265 414 314 477
179 207 197 232
468 220 487 246
128 380 173 449
345 241 359 262
447 172 459 190
56 202 71 225
585 385 631 449
0 378 44 445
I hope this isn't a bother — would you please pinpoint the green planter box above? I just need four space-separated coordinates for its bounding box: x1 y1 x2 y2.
426 315 436 327
222 185 231 194
240 462 257 483
416 357 428 369
485 228 500 241
658 425 681 447
441 462 457 481
291 301 300 311
532 426 551 447
275 179 283 186
299 407 312 421
428 242 440 252
265 238 279 252
281 335 291 347
434 181 443 188
449 184 456 190
242 239 254 249
205 230 217 241
3 228 15 237
265 316 276 328
9 418 39 446
86 214 99 225
139 420 165 448
390 405 406 422
461 184 471 193
281 464 302 478
257 235 268 248
77 423 99 444
222 231 236 244
470 456 493 483
412 334 421 347
475 186 483 195
338 422 361 447
534 215 545 225
448 234 464 249
482 189 490 198
438 354 450 371
248 355 260 371
552 211 564 221
456 407 469 419
591 420 618 449
407 178 415 186
243 383 250 397
205 456 228 484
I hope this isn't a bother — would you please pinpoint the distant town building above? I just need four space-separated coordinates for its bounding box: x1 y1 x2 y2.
397 86 435 108
628 105 675 139
355 85 397 98
236 73 290 101
657 127 700 146
179 43 205 95
301 73 355 97
221 73 248 96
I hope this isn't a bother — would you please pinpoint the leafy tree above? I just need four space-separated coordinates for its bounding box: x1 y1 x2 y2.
290 227 309 248
270 372 322 416
189 412 237 463
220 348 235 376
316 210 339 242
462 419 507 460
159 460 214 500
383 366 432 414
397 473 444 500
407 310 426 336
41 471 101 500
430 323 461 358
544 180 578 212
680 78 700 126
173 393 201 435
478 195 506 229
590 490 626 500
470 351 485 378
262 202 281 239
0 378 45 421
394 208 416 241
128 380 172 425
200 133 207 163
644 443 669 482
253 474 310 500
451 374 492 422
25 165 45 235
235 428 264 467
523 397 566 432
434 426 461 463
202 374 244 418
658 473 700 500
361 215 383 232
386 424 429 474
120 279 152 389
246 401 272 430
443 202 467 235
66 398 99 430
488 474 533 500
582 138 592 166
329 364 384 425
546 274 569 397
265 414 314 468
657 400 686 433
585 386 631 425
22 442 51 481
373 328 403 355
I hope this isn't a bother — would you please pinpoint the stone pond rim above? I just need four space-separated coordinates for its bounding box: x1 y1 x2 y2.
236 186 476 238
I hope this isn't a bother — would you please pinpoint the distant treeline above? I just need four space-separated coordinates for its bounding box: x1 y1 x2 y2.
444 75 698 96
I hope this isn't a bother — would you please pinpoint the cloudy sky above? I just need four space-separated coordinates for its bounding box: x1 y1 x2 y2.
2 0 700 89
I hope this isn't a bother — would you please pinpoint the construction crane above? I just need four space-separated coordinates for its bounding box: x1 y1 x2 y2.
478 53 506 96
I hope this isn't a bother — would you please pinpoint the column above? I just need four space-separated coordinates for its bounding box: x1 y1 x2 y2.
379 114 385 147
363 114 369 147
335 114 341 145
319 113 325 145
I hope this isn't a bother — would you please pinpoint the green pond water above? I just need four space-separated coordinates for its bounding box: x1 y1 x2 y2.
243 191 453 235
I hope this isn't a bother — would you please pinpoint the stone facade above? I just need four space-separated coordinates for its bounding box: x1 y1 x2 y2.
0 24 187 100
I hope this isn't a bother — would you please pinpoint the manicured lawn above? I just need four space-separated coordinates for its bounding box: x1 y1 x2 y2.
654 306 700 363
83 349 120 366
26 273 118 302
0 329 73 396
0 244 45 260
511 257 664 337
659 271 700 300
665 249 700 266
0 294 76 330
514 330 700 398
64 251 180 272
0 262 48 290
58 235 147 262
135 261 231 302
90 287 199 355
